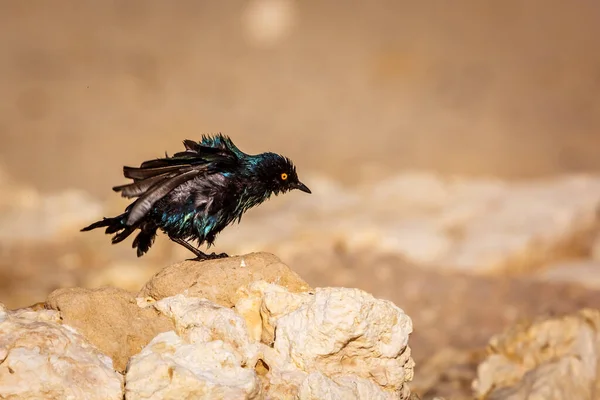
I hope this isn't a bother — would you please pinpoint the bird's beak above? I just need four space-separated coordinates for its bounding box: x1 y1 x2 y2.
294 181 312 194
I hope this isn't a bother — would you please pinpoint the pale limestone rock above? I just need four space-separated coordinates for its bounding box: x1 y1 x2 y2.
129 280 415 399
298 372 396 400
265 369 401 399
473 308 600 399
125 331 261 400
0 303 124 400
126 295 262 400
150 294 260 365
269 287 414 395
235 280 313 344
235 281 415 399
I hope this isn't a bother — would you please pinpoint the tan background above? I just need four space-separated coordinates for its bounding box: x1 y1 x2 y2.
1 1 600 198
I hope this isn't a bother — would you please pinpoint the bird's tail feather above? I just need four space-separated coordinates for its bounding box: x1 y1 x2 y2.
132 226 158 257
80 214 136 244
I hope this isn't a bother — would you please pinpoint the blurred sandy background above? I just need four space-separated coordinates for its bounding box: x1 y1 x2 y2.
2 0 600 196
2 1 600 398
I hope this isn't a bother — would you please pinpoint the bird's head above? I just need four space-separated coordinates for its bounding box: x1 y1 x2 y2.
253 153 311 195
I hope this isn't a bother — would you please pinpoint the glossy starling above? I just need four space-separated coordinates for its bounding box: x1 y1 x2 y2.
81 134 311 260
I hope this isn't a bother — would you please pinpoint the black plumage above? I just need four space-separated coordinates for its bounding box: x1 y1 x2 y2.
81 134 311 260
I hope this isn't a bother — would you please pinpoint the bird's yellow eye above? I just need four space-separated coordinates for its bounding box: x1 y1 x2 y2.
281 173 288 180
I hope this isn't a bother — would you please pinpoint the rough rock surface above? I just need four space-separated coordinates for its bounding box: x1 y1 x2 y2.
12 247 600 399
126 295 263 399
238 281 414 394
129 279 414 399
138 252 311 306
46 286 175 372
297 372 399 400
1 253 413 399
0 303 124 399
473 308 600 399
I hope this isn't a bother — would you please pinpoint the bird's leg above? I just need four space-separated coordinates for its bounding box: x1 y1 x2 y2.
170 237 228 261
204 236 229 259
170 237 210 260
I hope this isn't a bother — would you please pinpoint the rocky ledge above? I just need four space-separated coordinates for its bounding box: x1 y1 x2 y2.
0 253 416 400
3 252 600 400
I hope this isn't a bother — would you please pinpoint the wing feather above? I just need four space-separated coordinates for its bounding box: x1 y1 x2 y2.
123 165 184 181
113 174 175 198
125 169 200 226
114 135 242 226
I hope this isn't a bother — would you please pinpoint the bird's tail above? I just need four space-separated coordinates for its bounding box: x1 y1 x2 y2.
80 213 136 244
131 225 158 257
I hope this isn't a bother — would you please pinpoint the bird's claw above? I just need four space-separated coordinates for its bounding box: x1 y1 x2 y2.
208 252 229 259
186 252 229 262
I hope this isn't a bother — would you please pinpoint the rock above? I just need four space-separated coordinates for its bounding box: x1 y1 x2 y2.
126 295 262 400
248 284 415 399
138 252 312 307
2 253 416 399
235 280 308 344
129 279 415 399
533 260 600 289
473 308 600 399
297 372 397 400
46 286 175 372
409 347 481 399
0 302 124 399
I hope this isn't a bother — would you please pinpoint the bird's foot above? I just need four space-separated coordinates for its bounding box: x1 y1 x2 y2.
208 252 229 259
170 237 229 262
186 252 229 262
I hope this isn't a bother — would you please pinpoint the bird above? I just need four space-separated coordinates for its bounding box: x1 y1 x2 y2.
80 133 311 260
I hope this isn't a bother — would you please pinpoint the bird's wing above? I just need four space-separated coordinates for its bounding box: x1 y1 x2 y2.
124 168 200 226
124 142 236 181
114 143 239 226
